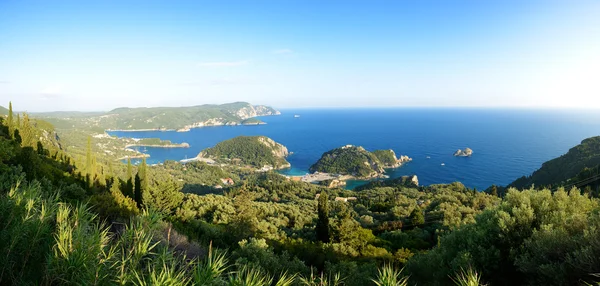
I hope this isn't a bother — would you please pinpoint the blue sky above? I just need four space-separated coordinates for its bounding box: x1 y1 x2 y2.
0 0 599 111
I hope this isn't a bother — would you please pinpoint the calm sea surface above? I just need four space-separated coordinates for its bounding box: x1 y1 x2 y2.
108 108 600 190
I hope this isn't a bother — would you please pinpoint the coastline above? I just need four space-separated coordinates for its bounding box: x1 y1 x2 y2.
107 117 270 133
125 142 190 149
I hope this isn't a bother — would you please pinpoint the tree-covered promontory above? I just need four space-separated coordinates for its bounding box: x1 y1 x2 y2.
197 135 290 170
510 136 600 189
309 145 410 178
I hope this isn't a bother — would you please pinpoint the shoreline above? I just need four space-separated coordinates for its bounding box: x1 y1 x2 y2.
125 142 190 149
106 118 270 133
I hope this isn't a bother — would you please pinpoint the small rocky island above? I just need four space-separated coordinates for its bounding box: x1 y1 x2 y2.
454 148 473 157
196 136 290 171
309 145 411 180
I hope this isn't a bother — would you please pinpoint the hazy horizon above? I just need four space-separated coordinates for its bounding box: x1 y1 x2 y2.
1 0 599 112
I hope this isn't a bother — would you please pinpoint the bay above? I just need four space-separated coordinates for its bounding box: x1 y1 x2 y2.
108 108 600 190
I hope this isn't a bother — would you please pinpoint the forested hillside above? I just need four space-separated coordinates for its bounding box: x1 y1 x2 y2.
198 136 290 169
36 101 280 131
2 102 600 285
310 145 386 178
511 136 600 189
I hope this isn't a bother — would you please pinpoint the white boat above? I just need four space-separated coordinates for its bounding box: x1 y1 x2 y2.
441 163 445 166
294 114 300 118
426 156 431 159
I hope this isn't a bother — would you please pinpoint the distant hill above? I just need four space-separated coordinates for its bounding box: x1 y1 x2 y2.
510 136 600 189
310 145 410 179
197 136 290 170
0 106 7 115
36 102 279 131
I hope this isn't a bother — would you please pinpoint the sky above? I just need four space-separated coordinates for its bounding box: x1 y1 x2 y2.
0 0 599 111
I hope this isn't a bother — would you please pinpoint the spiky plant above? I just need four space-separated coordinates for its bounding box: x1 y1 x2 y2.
299 269 343 286
227 264 273 286
193 242 229 285
0 182 58 285
372 264 409 286
274 271 297 286
133 261 190 286
451 267 484 286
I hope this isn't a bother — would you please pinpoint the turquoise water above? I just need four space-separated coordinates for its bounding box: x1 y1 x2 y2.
108 108 600 190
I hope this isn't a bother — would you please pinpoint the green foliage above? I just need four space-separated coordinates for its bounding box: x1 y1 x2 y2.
309 145 384 177
372 264 409 286
372 150 399 167
200 136 289 169
451 268 485 286
406 188 600 285
316 192 331 243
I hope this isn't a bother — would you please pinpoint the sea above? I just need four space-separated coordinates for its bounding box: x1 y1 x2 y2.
108 108 600 190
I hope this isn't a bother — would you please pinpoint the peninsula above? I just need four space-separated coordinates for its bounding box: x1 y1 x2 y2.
36 102 280 131
195 136 291 171
309 145 411 180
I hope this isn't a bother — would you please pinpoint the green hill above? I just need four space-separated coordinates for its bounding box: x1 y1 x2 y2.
510 136 600 189
35 102 279 131
197 136 290 169
0 106 7 115
309 145 386 178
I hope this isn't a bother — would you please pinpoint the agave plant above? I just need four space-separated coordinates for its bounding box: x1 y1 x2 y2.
451 267 484 286
193 242 229 285
227 264 273 286
299 269 343 286
274 271 296 286
372 264 409 286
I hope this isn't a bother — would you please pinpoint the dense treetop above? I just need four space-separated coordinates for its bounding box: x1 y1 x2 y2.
309 145 386 178
198 136 290 169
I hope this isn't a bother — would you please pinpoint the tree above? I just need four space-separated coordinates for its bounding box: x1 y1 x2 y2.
316 192 330 243
134 173 142 208
139 158 148 195
85 136 95 187
7 101 13 138
490 185 499 197
125 158 134 198
144 177 183 215
20 113 35 148
409 208 425 226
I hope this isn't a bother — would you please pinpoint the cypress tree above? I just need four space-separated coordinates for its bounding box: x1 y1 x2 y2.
316 192 330 243
20 113 35 148
134 173 142 208
7 101 13 138
134 158 149 208
85 136 94 187
139 158 148 195
125 159 134 198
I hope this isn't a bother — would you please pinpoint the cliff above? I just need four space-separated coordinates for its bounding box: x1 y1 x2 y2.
372 149 412 168
197 136 290 170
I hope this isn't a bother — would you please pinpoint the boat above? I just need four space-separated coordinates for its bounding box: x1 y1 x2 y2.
426 156 431 159
441 163 445 166
294 114 300 118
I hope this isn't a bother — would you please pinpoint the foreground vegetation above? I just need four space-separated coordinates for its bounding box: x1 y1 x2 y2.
3 102 600 285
